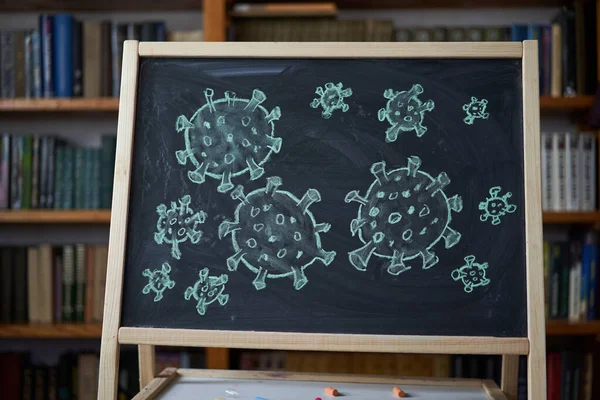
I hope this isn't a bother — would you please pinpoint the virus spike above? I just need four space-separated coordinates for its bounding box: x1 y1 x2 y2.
230 185 248 204
245 89 267 112
386 250 411 275
442 226 461 248
196 299 207 315
266 106 281 124
489 186 501 197
505 204 517 213
310 98 321 108
156 203 167 217
246 157 265 181
377 107 388 122
424 171 450 196
180 194 191 206
175 149 190 165
315 222 331 233
292 267 308 290
341 88 353 97
421 99 435 112
171 240 182 260
253 267 268 290
451 269 464 281
383 88 396 99
218 220 239 239
176 115 194 132
188 230 202 243
199 267 209 280
464 255 476 266
350 218 367 236
448 194 463 212
414 121 428 137
204 88 215 112
184 286 193 300
385 124 402 143
348 240 376 271
342 103 349 112
213 274 228 286
344 190 368 205
421 249 439 269
142 269 152 278
226 249 245 271
315 86 324 96
409 83 424 96
370 161 389 184
325 82 334 89
297 188 321 214
265 135 283 153
318 249 336 265
218 293 229 305
218 171 234 193
188 161 209 184
265 176 282 196
404 156 420 178
492 216 501 225
225 90 236 106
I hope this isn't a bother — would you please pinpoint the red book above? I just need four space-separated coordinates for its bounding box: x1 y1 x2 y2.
0 353 23 399
547 352 561 400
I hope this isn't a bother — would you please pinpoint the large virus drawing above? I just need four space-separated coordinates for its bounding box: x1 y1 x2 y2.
451 255 490 293
462 96 489 125
175 88 282 193
219 177 336 291
479 186 517 226
184 267 229 315
142 262 176 302
154 194 207 260
377 84 435 142
345 157 462 275
310 82 353 119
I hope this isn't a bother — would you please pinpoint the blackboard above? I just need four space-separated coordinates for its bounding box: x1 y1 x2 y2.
121 57 526 337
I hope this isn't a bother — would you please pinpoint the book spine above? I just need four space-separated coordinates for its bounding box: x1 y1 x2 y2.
63 146 74 209
568 133 580 210
541 133 551 210
72 20 83 97
21 136 32 209
30 136 39 209
155 21 166 41
544 241 550 319
0 134 10 209
52 13 74 98
40 14 54 98
21 362 34 400
74 244 86 322
10 136 21 209
560 242 569 319
27 247 39 323
62 245 74 322
1 31 15 98
46 137 55 208
31 30 41 98
588 243 598 320
581 133 596 211
92 148 100 209
53 146 63 209
551 133 561 210
39 136 47 208
550 242 561 318
551 23 562 98
0 248 13 322
100 22 112 97
111 23 121 97
568 256 581 322
14 31 25 97
581 243 592 319
54 248 62 323
74 147 84 209
24 30 32 98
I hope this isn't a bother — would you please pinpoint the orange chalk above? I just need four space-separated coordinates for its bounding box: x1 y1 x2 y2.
324 387 339 396
392 386 407 398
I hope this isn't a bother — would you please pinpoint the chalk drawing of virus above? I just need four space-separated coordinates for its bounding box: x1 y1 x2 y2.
219 177 336 291
142 262 176 302
462 96 489 125
451 255 490 293
345 157 462 275
310 82 353 119
377 84 435 142
184 267 229 316
154 194 207 260
175 88 282 193
479 186 517 226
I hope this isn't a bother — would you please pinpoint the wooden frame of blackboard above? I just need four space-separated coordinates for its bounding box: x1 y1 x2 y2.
98 40 545 400
130 367 507 400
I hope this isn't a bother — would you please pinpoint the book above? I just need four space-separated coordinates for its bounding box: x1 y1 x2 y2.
93 245 108 322
75 244 86 322
541 133 553 210
38 244 53 323
551 23 562 98
552 132 566 211
54 247 62 323
31 30 41 98
13 247 28 322
15 30 26 97
0 134 10 209
565 133 580 210
83 21 102 98
0 248 13 322
1 31 16 98
580 133 596 211
550 242 564 318
568 240 582 322
27 246 40 323
72 20 83 97
40 14 54 97
62 245 74 322
53 13 74 97
10 136 21 209
85 246 95 323
31 136 39 208
21 135 32 209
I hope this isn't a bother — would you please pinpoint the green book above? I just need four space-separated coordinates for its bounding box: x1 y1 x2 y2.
53 146 64 209
74 244 86 322
62 245 74 322
75 147 85 209
63 147 74 209
21 136 32 209
92 149 101 209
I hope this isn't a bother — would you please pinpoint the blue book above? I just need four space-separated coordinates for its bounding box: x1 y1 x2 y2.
509 25 528 42
39 14 54 98
588 243 598 320
581 243 592 318
155 21 166 41
52 13 73 98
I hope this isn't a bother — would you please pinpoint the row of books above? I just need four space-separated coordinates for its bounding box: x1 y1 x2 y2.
0 349 205 400
0 244 108 324
0 13 203 99
547 350 595 400
540 132 597 212
543 232 598 321
0 134 117 210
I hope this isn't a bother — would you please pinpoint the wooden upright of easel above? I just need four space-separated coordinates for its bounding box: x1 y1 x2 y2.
98 40 545 400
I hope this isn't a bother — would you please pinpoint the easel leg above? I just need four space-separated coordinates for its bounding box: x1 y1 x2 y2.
501 354 519 400
139 345 156 390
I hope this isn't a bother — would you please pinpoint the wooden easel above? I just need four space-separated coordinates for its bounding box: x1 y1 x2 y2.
98 40 546 400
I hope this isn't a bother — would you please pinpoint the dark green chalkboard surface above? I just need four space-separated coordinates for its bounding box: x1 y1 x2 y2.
121 57 526 337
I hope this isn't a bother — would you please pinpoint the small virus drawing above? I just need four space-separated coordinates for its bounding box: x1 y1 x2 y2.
377 84 435 142
451 255 490 293
142 262 176 302
462 96 489 125
154 194 207 260
176 88 282 193
310 82 353 119
345 157 462 275
184 267 229 316
479 186 517 226
219 177 336 291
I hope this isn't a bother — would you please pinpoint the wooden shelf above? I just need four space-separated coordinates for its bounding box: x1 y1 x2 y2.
0 98 118 112
546 320 600 336
542 211 600 224
539 95 595 110
0 323 102 339
0 210 111 224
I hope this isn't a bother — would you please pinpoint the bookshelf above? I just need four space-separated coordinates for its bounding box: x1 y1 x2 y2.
546 320 600 335
542 211 600 223
0 323 102 339
0 98 119 112
0 210 111 223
